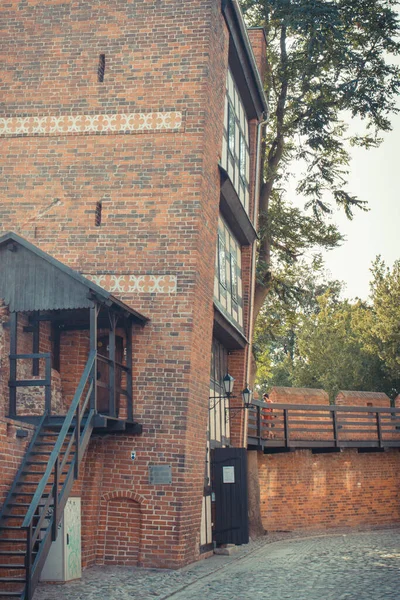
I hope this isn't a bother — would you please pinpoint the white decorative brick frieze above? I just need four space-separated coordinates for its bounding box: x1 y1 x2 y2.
0 111 183 137
84 273 177 294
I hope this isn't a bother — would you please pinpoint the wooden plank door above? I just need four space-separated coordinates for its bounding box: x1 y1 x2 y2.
211 447 249 545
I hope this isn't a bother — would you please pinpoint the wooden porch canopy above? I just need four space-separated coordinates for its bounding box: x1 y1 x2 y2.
0 231 148 422
0 232 147 320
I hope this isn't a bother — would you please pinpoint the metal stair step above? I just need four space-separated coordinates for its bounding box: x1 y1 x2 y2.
0 592 24 597
15 482 52 486
33 442 57 446
21 463 71 473
0 565 25 569
0 552 25 556
0 577 25 582
11 492 49 497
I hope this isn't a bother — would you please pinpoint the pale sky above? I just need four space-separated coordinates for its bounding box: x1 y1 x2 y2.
323 107 400 301
290 56 400 302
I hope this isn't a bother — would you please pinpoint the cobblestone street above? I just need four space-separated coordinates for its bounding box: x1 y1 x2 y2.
34 529 400 600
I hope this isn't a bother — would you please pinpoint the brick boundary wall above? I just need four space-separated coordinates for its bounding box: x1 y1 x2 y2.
258 448 400 532
0 418 35 508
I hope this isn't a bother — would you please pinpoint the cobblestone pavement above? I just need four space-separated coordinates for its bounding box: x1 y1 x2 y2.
34 529 400 600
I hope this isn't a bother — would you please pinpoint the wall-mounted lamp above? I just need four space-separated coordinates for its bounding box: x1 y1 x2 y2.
209 373 253 419
209 373 235 410
224 384 253 421
223 373 235 397
241 385 253 409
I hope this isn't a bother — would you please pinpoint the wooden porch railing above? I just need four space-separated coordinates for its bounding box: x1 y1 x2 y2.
247 400 400 451
8 352 52 418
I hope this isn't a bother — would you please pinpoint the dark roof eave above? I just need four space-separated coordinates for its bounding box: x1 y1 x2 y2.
222 0 269 117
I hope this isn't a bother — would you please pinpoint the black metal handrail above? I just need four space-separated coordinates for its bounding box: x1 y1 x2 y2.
248 401 400 449
22 350 96 599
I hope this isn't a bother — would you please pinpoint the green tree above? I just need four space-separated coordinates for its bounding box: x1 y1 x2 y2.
238 0 400 319
290 292 389 401
254 262 342 391
255 259 399 399
360 257 400 394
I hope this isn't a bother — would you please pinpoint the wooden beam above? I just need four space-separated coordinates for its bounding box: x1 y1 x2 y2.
126 319 133 422
108 312 117 418
9 312 17 417
32 314 40 376
89 304 98 412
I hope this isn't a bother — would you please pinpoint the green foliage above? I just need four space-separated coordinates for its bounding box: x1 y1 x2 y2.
255 259 399 400
291 293 388 401
239 0 400 312
363 257 400 385
254 264 343 392
259 192 344 266
241 0 399 212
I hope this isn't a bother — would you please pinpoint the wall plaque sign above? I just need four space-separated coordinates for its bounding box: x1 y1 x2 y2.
149 465 172 485
222 465 235 484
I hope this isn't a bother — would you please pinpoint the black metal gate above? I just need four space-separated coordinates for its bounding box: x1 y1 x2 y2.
212 447 249 545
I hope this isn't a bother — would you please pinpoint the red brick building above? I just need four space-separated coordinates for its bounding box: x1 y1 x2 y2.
0 0 267 595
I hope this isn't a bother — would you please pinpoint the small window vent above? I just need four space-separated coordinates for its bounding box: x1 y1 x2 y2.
95 201 102 226
98 54 106 82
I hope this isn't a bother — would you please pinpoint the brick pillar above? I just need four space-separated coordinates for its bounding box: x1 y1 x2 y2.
247 28 267 86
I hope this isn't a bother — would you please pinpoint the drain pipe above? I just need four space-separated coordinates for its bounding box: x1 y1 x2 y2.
246 114 269 389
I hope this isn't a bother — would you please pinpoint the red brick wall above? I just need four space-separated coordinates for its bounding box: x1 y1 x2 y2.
0 0 262 569
247 28 267 85
59 330 90 408
103 497 141 566
258 449 400 531
0 418 35 508
336 392 391 407
269 387 329 405
227 348 248 447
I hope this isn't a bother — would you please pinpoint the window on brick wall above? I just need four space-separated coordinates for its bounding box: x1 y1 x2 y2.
214 216 243 329
218 234 227 289
209 337 230 445
221 69 250 213
98 54 106 82
95 201 102 226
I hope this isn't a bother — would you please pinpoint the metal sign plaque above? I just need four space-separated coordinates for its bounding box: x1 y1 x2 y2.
222 465 235 484
149 465 172 485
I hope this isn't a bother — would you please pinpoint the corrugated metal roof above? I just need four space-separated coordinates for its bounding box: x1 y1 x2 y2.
0 232 148 323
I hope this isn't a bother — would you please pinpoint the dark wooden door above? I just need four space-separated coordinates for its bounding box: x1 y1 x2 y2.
211 447 249 545
97 335 123 415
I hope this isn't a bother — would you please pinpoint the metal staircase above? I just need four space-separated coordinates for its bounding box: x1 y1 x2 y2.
0 351 96 600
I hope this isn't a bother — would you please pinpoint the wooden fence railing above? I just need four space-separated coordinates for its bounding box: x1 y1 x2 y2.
247 401 400 450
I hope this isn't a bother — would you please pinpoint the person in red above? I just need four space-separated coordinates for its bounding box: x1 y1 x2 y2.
262 392 274 439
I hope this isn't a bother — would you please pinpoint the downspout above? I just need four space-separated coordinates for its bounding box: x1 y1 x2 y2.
246 114 269 387
243 114 268 446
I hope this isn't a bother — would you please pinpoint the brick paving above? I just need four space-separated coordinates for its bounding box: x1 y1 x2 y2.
34 529 400 600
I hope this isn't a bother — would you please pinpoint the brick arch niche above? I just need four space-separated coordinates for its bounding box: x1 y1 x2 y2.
98 491 143 566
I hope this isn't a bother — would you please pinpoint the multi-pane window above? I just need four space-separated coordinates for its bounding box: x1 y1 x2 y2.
209 337 230 445
221 69 250 213
214 216 243 329
218 235 227 289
